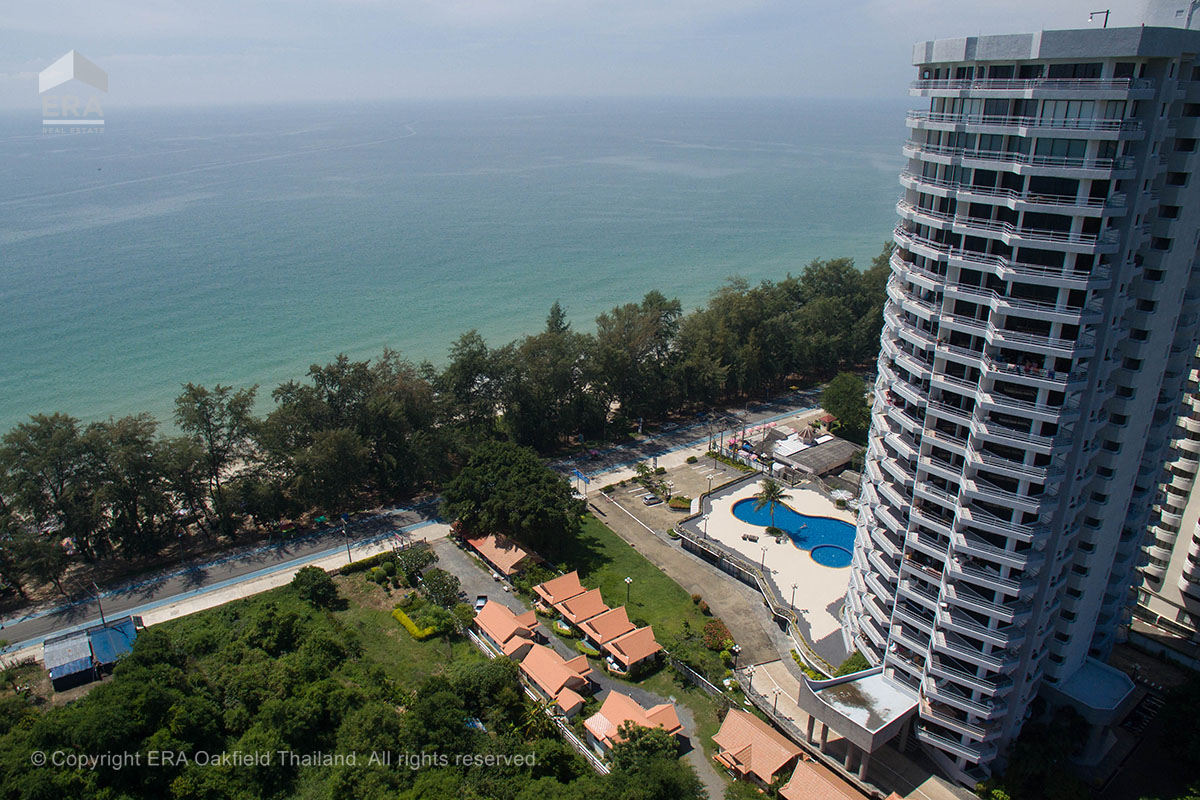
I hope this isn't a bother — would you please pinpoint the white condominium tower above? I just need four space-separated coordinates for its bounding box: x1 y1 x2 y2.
842 17 1200 784
1137 342 1200 642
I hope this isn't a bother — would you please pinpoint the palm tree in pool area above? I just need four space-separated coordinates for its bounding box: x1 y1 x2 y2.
753 478 790 530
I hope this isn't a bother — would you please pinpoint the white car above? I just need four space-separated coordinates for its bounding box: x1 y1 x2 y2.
641 494 663 506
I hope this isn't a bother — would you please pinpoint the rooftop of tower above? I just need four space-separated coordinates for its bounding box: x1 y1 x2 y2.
914 25 1200 66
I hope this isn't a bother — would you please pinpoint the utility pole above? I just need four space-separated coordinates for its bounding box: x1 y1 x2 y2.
93 582 106 626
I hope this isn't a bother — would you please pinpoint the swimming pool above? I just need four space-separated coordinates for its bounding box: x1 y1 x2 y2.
731 498 856 568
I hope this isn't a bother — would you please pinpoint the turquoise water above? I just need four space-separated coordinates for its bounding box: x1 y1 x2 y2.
730 497 856 568
0 98 907 431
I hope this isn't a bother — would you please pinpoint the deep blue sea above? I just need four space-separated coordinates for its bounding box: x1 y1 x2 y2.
0 98 908 431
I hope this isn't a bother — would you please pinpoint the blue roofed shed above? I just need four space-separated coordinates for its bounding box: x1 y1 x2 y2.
42 616 142 691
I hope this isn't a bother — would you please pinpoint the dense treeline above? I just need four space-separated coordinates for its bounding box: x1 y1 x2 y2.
0 579 705 800
0 248 889 599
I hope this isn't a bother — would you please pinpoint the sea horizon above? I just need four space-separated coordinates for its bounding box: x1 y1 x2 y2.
0 96 909 431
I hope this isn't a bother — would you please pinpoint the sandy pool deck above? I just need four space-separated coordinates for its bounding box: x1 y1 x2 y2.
702 481 857 648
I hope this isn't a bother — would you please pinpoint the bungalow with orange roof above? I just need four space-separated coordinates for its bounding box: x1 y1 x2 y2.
605 626 663 676
779 757 866 800
532 571 587 612
555 588 609 627
464 533 540 577
577 606 635 649
584 690 683 758
712 709 802 787
473 600 540 659
518 643 593 718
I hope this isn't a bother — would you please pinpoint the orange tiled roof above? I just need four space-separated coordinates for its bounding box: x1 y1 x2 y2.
533 571 587 606
464 534 535 576
712 709 801 784
779 758 865 800
474 600 537 656
519 643 592 700
556 588 609 625
584 691 682 749
606 625 662 667
577 606 636 646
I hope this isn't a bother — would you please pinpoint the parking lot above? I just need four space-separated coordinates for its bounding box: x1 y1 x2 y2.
604 455 746 532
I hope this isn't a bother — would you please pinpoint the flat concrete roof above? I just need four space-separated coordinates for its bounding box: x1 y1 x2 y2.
1057 657 1135 712
914 26 1200 65
813 671 918 733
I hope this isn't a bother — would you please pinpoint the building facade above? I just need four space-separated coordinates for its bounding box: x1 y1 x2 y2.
1137 343 1200 644
843 22 1200 784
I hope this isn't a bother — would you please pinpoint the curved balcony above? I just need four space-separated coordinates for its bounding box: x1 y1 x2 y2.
924 676 1009 719
899 199 1121 252
956 504 1049 544
910 77 1153 94
948 557 1031 599
899 170 1123 213
935 605 1027 649
961 477 1049 515
965 448 1062 484
943 281 1099 326
903 141 1133 175
884 304 939 350
888 273 940 318
970 418 1063 454
980 355 1088 389
931 631 1010 673
906 110 1142 135
893 225 1112 290
943 583 1032 625
890 250 946 287
951 530 1040 570
976 390 1080 424
927 657 1014 696
915 725 999 764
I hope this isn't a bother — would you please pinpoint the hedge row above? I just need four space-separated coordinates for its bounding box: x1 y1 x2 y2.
393 607 437 640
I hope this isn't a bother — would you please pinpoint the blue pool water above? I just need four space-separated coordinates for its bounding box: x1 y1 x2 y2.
731 498 856 568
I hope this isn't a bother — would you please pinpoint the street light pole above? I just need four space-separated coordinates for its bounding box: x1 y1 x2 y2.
791 583 798 610
760 546 768 573
773 688 781 714
93 582 106 626
343 523 353 564
732 644 741 669
625 576 633 604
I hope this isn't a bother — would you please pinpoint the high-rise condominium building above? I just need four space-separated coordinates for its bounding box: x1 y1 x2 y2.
842 13 1200 784
1137 342 1200 642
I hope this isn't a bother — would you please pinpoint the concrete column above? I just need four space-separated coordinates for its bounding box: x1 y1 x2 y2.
806 715 816 744
858 751 871 781
843 744 856 771
897 721 910 752
819 723 829 752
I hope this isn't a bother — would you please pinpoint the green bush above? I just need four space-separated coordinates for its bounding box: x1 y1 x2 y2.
654 466 666 475
341 550 399 574
393 607 436 640
575 641 601 658
602 484 616 494
834 650 870 677
290 566 339 608
690 594 701 604
686 455 698 464
668 496 691 510
380 560 397 577
698 600 710 615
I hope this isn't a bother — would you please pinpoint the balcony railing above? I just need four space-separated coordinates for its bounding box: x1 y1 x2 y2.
897 200 1120 247
925 676 1009 718
903 141 1132 172
893 226 1112 287
910 77 1152 92
899 170 1123 209
952 530 1038 570
980 354 1088 386
907 110 1142 133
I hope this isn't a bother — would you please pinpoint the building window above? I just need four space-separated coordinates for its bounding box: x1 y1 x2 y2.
1167 172 1189 186
1152 237 1173 251
1176 138 1198 153
1161 205 1181 219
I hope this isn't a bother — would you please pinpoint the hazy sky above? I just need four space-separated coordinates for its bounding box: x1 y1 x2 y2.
0 1 1156 108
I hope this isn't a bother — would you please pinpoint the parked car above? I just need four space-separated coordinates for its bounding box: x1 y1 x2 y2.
641 494 663 506
474 595 488 612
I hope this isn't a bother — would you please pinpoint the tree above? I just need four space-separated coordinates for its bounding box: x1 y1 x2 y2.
86 414 173 557
0 413 102 560
395 546 436 586
420 568 460 608
753 478 790 529
821 372 869 443
609 723 679 772
291 428 369 510
834 650 870 677
291 565 339 608
440 440 583 554
174 383 258 536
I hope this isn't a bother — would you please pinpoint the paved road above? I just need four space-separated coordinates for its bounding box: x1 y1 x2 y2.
0 505 438 652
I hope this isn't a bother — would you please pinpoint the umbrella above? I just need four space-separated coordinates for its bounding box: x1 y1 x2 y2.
830 489 854 501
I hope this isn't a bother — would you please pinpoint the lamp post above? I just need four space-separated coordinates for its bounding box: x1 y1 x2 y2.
625 576 633 604
702 514 709 539
93 582 106 626
791 583 798 610
342 521 353 564
731 644 741 669
760 546 768 573
772 688 781 714
747 665 755 693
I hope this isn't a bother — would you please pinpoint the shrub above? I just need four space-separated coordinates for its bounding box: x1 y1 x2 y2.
702 618 733 651
668 496 691 510
654 466 666 475
380 560 397 577
575 641 601 657
765 526 784 539
368 566 388 585
834 650 871 677
341 550 400 574
393 608 436 640
602 484 616 494
835 498 848 509
691 594 702 605
686 455 698 464
698 600 710 616
291 566 339 608
421 568 461 608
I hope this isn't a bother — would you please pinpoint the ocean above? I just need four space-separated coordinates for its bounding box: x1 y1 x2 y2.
0 98 908 432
